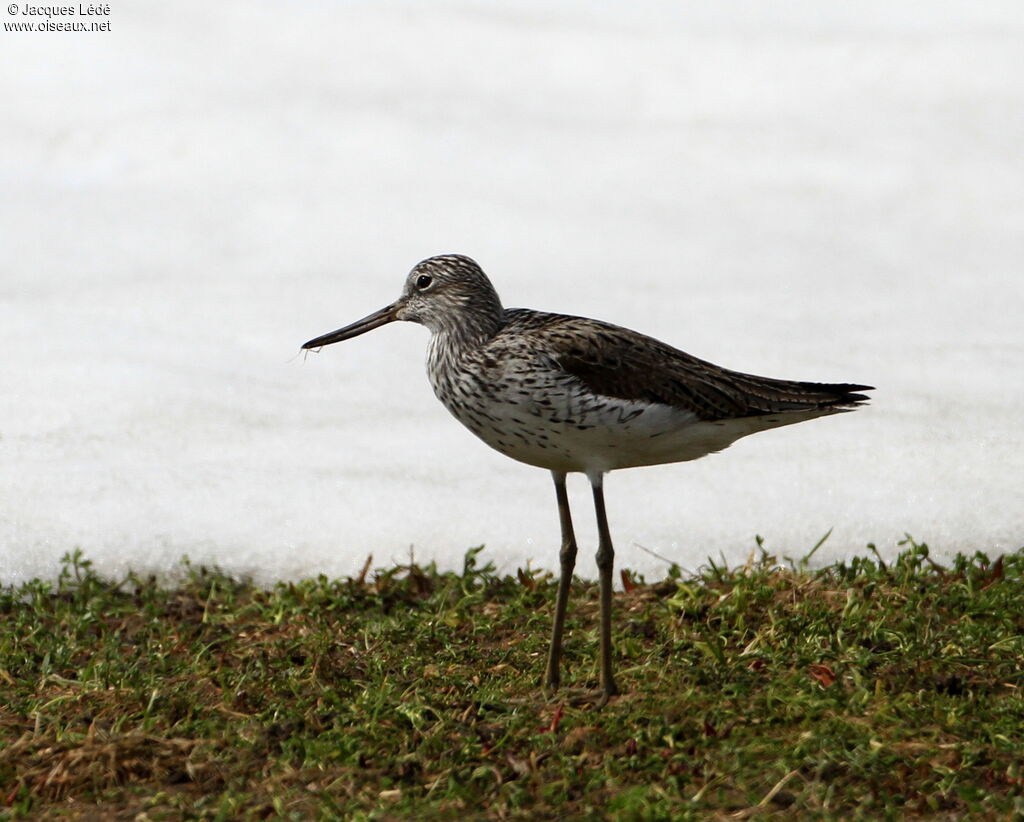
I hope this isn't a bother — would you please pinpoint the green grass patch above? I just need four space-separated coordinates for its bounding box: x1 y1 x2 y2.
2 539 1024 820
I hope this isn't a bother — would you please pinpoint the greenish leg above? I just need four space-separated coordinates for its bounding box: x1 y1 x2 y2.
590 472 619 704
543 470 577 690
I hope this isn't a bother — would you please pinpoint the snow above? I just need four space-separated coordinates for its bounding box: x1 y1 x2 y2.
2 0 1022 586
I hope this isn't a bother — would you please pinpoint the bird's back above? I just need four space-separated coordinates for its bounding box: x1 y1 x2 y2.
497 309 870 418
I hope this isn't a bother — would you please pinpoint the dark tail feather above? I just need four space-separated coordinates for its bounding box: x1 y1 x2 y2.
802 382 874 407
725 372 874 414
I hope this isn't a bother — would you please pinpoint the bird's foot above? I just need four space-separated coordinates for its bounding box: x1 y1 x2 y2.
550 685 619 708
506 686 618 708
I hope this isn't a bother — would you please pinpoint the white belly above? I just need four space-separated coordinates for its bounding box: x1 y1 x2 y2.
443 382 844 474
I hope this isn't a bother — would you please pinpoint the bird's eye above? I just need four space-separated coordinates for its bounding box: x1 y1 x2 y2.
416 274 433 290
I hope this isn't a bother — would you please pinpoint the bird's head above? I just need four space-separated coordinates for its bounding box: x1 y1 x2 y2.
302 254 503 349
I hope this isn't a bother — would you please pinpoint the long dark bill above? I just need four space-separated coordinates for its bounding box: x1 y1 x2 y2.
302 303 399 349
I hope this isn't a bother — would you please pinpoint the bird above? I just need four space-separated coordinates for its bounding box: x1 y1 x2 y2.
302 254 872 705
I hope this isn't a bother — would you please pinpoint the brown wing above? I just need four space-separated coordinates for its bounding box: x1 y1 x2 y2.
514 311 872 421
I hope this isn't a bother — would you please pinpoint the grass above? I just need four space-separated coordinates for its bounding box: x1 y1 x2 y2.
1 538 1024 820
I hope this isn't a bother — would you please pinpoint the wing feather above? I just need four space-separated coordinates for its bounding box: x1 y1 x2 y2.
505 310 872 421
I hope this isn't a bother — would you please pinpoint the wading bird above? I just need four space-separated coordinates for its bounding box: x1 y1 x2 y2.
303 254 871 704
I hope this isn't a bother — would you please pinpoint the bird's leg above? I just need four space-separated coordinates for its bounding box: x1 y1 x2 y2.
543 470 578 691
590 472 619 704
